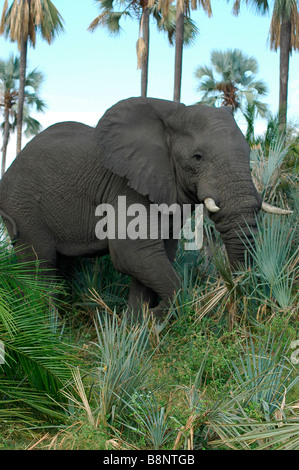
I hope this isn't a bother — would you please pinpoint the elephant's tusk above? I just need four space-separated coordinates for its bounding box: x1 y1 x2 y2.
204 198 220 213
262 201 293 215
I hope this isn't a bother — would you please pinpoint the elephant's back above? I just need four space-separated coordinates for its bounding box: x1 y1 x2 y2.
1 122 93 188
12 121 94 167
0 121 96 217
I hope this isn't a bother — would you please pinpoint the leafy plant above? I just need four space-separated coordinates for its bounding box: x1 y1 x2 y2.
0 227 77 422
69 256 130 310
244 214 298 310
214 417 299 450
230 331 298 419
90 311 155 425
194 209 298 324
195 48 269 116
250 135 293 201
119 390 173 450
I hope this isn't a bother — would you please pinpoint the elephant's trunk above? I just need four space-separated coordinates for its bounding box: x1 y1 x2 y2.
199 158 261 269
221 224 256 269
207 189 260 270
214 211 258 269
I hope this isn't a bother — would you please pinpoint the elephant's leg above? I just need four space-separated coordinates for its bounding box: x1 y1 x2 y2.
11 224 58 293
128 278 159 317
13 239 57 278
109 238 181 321
144 237 180 319
127 240 178 315
164 238 178 263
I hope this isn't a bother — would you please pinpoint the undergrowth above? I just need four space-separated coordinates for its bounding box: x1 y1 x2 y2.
0 134 298 450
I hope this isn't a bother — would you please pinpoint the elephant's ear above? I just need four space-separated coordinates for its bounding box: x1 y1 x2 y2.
95 97 181 206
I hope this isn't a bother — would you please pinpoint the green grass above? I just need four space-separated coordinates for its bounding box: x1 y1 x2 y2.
0 136 298 450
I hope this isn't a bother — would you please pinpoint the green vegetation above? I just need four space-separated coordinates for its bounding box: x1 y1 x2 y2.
0 131 297 450
195 49 269 115
0 229 78 424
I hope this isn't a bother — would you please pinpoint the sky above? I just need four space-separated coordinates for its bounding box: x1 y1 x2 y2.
1 0 299 170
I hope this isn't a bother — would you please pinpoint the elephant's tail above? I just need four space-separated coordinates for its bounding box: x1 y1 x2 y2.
0 208 19 243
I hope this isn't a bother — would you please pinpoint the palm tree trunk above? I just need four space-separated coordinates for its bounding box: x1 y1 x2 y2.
141 7 150 97
173 0 184 102
16 36 28 154
1 107 10 177
279 19 291 131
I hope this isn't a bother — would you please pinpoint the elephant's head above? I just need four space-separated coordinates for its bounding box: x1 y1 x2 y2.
95 97 289 268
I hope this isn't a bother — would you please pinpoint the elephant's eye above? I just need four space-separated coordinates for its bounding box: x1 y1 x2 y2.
193 154 203 162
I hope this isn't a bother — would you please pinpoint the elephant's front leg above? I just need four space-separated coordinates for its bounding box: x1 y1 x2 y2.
128 238 179 318
128 278 159 319
109 238 181 320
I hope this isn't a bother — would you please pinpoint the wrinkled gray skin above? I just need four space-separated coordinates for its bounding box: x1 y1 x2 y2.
0 97 262 318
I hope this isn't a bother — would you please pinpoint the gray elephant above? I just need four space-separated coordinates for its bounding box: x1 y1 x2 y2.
0 97 291 318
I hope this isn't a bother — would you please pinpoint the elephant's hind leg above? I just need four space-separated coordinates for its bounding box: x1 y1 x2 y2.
13 235 57 280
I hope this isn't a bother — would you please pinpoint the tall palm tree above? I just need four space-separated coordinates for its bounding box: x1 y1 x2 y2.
233 0 299 131
194 49 269 119
0 0 64 154
0 55 18 177
0 54 46 176
173 0 212 102
270 0 299 130
89 0 198 97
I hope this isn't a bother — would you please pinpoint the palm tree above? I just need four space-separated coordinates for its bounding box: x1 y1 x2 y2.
88 0 199 97
269 0 299 130
0 54 46 176
173 0 212 103
194 49 269 121
0 0 64 154
233 0 299 131
0 55 18 177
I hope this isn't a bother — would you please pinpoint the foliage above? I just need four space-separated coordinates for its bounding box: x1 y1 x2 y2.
0 53 46 175
230 331 298 419
88 0 199 64
245 215 298 310
67 255 130 312
119 390 174 449
89 311 156 426
193 212 298 328
251 135 296 200
195 48 269 116
0 0 64 48
0 0 64 152
233 0 299 129
232 0 299 52
0 226 78 423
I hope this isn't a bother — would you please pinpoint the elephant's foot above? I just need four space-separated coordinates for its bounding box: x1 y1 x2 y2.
128 301 173 325
127 300 170 325
148 301 171 322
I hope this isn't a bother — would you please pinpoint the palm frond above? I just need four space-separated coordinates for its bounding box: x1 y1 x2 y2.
0 229 78 422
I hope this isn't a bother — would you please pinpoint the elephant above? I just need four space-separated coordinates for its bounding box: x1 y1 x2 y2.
0 97 291 319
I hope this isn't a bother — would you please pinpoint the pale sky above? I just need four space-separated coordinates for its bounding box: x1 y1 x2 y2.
1 0 299 170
